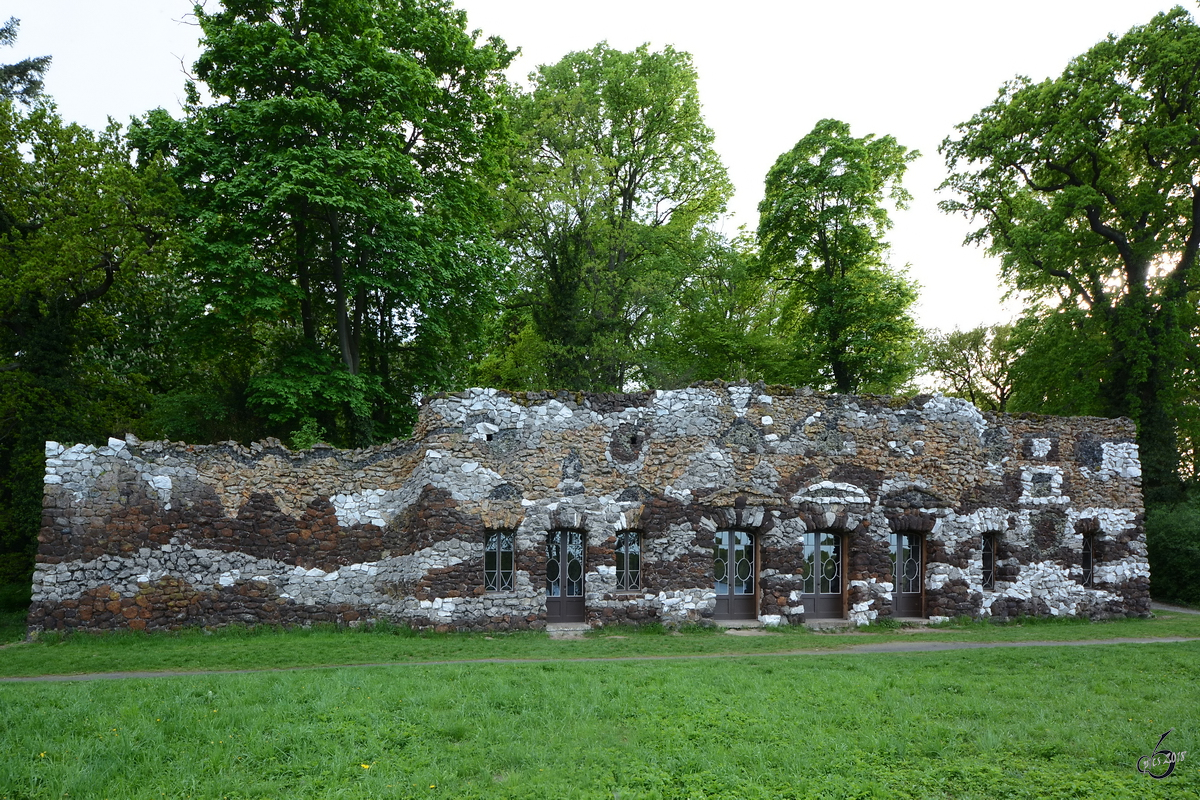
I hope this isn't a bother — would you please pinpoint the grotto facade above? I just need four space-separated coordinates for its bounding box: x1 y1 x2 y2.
29 385 1151 633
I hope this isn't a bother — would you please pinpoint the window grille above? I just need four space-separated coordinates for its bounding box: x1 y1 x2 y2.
614 531 641 591
1082 534 1095 588
982 533 997 590
485 531 515 591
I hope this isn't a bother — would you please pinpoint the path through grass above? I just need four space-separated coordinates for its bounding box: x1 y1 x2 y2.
2 642 1196 799
3 612 1200 679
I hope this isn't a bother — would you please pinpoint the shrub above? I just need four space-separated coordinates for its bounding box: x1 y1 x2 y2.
1145 490 1200 605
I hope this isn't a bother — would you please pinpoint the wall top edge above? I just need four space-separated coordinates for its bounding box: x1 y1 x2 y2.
42 384 1137 463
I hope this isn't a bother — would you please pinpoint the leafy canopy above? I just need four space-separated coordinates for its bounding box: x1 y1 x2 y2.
0 98 180 605
758 118 921 394
134 0 515 444
0 18 50 105
482 42 731 391
940 5 1200 498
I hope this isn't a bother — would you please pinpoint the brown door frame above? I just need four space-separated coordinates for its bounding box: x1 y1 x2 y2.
545 530 586 623
713 529 758 621
800 530 847 619
892 531 925 618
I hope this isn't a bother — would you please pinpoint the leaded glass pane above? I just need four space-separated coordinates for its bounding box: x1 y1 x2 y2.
820 533 841 595
891 532 922 594
546 531 562 596
801 533 816 594
485 531 514 591
1082 534 1094 587
615 531 640 590
982 534 995 590
733 531 754 595
713 530 729 594
902 536 921 593
566 531 584 597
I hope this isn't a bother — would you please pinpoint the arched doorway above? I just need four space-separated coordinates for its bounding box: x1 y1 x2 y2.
713 530 757 620
891 532 924 617
800 531 844 619
546 530 586 622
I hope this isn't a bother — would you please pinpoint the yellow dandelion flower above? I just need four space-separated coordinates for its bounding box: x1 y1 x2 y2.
361 764 370 769
39 752 46 758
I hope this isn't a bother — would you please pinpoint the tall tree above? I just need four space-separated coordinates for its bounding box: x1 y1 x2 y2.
758 118 921 394
0 99 179 607
134 0 514 445
924 324 1017 412
0 18 50 105
640 231 787 387
486 42 732 391
940 6 1200 502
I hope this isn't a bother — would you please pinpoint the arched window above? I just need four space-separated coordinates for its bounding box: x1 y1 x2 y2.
1081 534 1095 588
981 533 998 590
614 531 641 590
484 531 515 591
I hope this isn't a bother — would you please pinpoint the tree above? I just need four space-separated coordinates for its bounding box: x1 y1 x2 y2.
0 99 180 607
134 0 514 445
924 324 1017 412
757 118 922 394
487 42 732 391
640 231 788 387
0 18 50 105
940 7 1200 502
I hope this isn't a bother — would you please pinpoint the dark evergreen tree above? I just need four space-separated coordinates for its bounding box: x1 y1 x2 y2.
0 18 50 105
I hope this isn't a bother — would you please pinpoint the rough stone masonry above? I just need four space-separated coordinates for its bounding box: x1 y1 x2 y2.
29 384 1150 633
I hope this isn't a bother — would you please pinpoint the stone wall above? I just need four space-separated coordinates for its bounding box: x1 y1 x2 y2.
30 385 1150 633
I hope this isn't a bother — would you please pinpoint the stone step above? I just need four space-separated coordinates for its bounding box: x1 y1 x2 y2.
546 622 590 639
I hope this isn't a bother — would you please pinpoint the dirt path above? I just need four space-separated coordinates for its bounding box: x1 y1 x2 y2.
1 636 1195 683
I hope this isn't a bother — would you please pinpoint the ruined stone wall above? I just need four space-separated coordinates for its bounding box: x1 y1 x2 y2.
30 385 1150 633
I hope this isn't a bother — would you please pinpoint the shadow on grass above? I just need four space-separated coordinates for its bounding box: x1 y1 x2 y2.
0 610 27 645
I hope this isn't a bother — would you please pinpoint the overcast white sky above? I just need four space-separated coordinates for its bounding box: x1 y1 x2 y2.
4 0 1189 331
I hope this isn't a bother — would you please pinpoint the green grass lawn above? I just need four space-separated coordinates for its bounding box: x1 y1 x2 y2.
2 611 1199 679
1 642 1196 799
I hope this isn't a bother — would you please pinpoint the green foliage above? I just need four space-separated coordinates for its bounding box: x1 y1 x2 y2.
289 416 328 451
1145 488 1200 605
0 99 180 608
0 17 50 105
758 119 922 394
924 324 1017 412
133 0 515 445
940 7 1200 501
1004 308 1111 417
490 42 731 391
641 231 789 387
